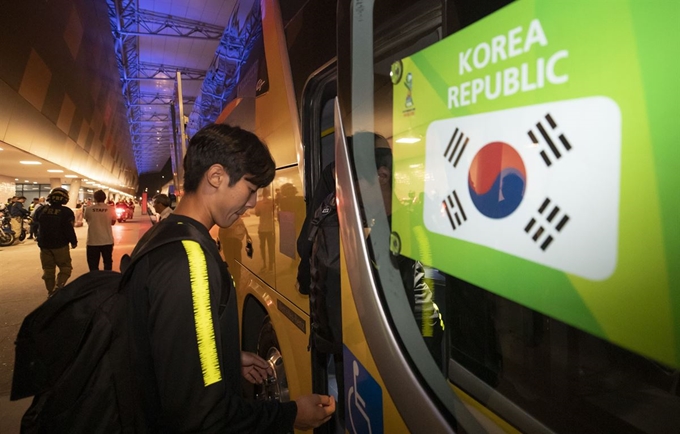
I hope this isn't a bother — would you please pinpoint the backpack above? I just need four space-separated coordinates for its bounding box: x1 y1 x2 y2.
10 222 207 433
307 192 342 354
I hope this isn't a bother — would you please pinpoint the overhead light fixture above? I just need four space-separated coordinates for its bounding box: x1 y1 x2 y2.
20 161 42 165
65 175 78 178
0 147 4 151
47 169 64 173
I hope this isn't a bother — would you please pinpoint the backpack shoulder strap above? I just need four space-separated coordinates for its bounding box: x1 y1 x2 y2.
137 222 203 256
121 221 205 271
307 192 337 242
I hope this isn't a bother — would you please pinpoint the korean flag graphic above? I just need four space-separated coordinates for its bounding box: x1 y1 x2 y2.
423 97 621 280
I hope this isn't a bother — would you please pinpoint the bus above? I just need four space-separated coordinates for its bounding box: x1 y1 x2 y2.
213 0 680 432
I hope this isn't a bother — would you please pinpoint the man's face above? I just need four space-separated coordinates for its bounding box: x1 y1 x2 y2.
215 175 258 228
152 201 163 213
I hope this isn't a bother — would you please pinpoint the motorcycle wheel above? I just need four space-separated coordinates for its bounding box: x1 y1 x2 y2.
0 231 15 247
19 229 26 241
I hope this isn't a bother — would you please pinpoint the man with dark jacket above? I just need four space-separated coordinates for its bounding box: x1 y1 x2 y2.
36 188 77 296
126 123 335 432
9 195 29 239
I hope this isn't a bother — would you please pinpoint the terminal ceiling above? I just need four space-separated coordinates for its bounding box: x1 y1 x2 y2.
107 0 259 175
0 0 305 186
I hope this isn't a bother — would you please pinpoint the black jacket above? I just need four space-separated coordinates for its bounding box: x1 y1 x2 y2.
127 215 297 432
36 205 77 249
10 201 29 218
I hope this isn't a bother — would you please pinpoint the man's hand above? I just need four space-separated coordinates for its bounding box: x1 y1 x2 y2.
294 394 335 430
240 351 272 384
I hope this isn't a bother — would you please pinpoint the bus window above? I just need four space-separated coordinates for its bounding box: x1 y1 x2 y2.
301 65 337 204
340 0 680 432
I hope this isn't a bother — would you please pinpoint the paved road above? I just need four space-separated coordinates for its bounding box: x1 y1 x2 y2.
0 208 153 432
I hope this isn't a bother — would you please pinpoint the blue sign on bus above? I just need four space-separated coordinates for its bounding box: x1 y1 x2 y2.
343 346 383 434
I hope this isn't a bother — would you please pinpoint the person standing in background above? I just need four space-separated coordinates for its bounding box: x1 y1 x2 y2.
83 190 116 271
28 197 39 213
28 197 46 240
9 196 29 239
36 188 77 297
4 196 17 212
254 188 275 272
218 215 249 289
152 193 173 223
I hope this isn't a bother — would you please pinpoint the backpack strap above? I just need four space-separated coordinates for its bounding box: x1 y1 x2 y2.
120 221 207 276
307 192 336 242
307 191 342 354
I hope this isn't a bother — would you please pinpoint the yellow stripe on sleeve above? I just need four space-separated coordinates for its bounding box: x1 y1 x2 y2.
181 240 222 386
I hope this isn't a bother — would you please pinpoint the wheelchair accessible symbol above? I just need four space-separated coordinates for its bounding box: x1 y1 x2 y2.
344 346 383 434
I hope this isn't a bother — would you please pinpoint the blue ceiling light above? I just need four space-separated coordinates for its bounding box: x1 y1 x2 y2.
187 2 262 138
106 0 224 175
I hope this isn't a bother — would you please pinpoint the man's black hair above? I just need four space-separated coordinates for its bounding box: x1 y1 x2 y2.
183 124 276 193
93 190 107 203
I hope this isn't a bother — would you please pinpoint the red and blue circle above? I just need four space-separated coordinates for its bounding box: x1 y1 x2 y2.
468 141 526 219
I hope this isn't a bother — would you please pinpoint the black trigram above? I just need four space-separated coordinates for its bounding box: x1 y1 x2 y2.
443 190 467 230
524 197 570 251
528 113 573 167
443 127 469 168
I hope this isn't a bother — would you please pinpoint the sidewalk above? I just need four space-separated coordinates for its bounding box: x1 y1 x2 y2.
0 208 152 433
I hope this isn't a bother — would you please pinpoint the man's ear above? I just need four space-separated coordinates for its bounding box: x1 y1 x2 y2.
377 166 391 186
205 164 230 189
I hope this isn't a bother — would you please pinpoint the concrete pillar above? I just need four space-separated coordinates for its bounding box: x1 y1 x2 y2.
49 178 61 189
67 178 81 208
68 178 83 226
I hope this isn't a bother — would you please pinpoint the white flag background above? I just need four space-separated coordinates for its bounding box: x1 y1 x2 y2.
423 96 621 281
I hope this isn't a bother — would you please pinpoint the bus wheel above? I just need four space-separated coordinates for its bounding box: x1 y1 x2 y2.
255 316 290 402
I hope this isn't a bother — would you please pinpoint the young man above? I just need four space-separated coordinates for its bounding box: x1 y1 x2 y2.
36 188 77 296
126 124 335 432
83 190 116 271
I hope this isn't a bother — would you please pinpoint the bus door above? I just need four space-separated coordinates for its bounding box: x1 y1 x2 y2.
299 62 340 413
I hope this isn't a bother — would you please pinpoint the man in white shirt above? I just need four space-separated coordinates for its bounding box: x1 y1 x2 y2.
83 190 116 270
152 194 173 223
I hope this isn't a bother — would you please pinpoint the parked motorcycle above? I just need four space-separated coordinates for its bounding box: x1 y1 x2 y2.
0 213 16 247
